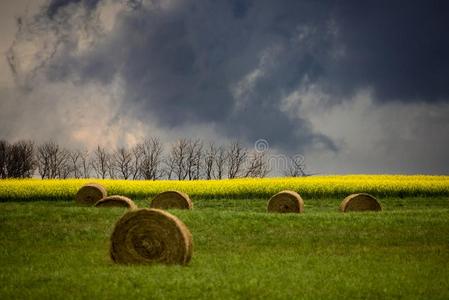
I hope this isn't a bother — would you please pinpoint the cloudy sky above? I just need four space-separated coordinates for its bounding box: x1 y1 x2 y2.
1 0 449 174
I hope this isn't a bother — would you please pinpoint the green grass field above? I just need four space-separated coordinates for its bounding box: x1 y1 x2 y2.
1 197 448 299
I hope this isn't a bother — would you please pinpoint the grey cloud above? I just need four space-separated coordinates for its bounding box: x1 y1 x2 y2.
329 0 449 103
47 0 101 18
26 0 338 154
5 0 449 158
302 91 449 174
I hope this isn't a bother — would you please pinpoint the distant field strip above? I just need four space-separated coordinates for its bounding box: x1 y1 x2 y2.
1 175 448 201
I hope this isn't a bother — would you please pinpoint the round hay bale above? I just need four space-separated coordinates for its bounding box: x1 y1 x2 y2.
267 190 304 213
75 183 107 206
340 193 382 212
95 195 137 210
150 191 193 210
110 208 193 265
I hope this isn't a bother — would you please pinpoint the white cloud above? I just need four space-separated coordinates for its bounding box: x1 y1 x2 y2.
283 86 449 174
231 45 282 112
0 0 46 87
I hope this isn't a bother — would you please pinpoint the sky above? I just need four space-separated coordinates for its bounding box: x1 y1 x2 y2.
1 0 449 175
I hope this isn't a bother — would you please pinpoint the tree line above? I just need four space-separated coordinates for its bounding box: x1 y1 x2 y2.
0 138 306 180
0 138 267 179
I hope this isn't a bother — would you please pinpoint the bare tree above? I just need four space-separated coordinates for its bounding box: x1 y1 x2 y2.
131 144 143 180
164 154 176 180
244 151 270 178
203 142 216 180
68 149 82 179
58 159 71 179
284 155 306 177
0 140 8 179
36 141 69 179
185 139 202 180
112 147 133 179
52 145 69 179
108 161 117 179
214 145 227 179
37 143 50 179
167 139 189 180
140 138 163 180
227 142 247 179
21 141 36 178
91 145 110 179
79 150 90 178
5 140 35 178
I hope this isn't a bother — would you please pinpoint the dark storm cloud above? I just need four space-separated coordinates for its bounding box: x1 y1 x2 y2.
331 0 449 102
47 0 101 18
37 0 338 153
8 0 449 154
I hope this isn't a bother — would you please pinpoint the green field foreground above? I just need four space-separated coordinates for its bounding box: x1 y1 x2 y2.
1 198 449 299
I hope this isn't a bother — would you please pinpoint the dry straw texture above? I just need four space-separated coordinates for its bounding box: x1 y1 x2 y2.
150 190 193 210
75 183 107 205
95 195 137 210
340 193 382 212
110 208 193 265
267 190 304 213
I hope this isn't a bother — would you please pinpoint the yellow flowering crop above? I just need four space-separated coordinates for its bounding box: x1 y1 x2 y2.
0 175 448 201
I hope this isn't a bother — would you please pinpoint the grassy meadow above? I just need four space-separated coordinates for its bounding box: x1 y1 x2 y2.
1 199 449 299
1 176 449 299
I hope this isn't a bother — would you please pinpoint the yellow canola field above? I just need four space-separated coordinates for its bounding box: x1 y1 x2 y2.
0 175 448 201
